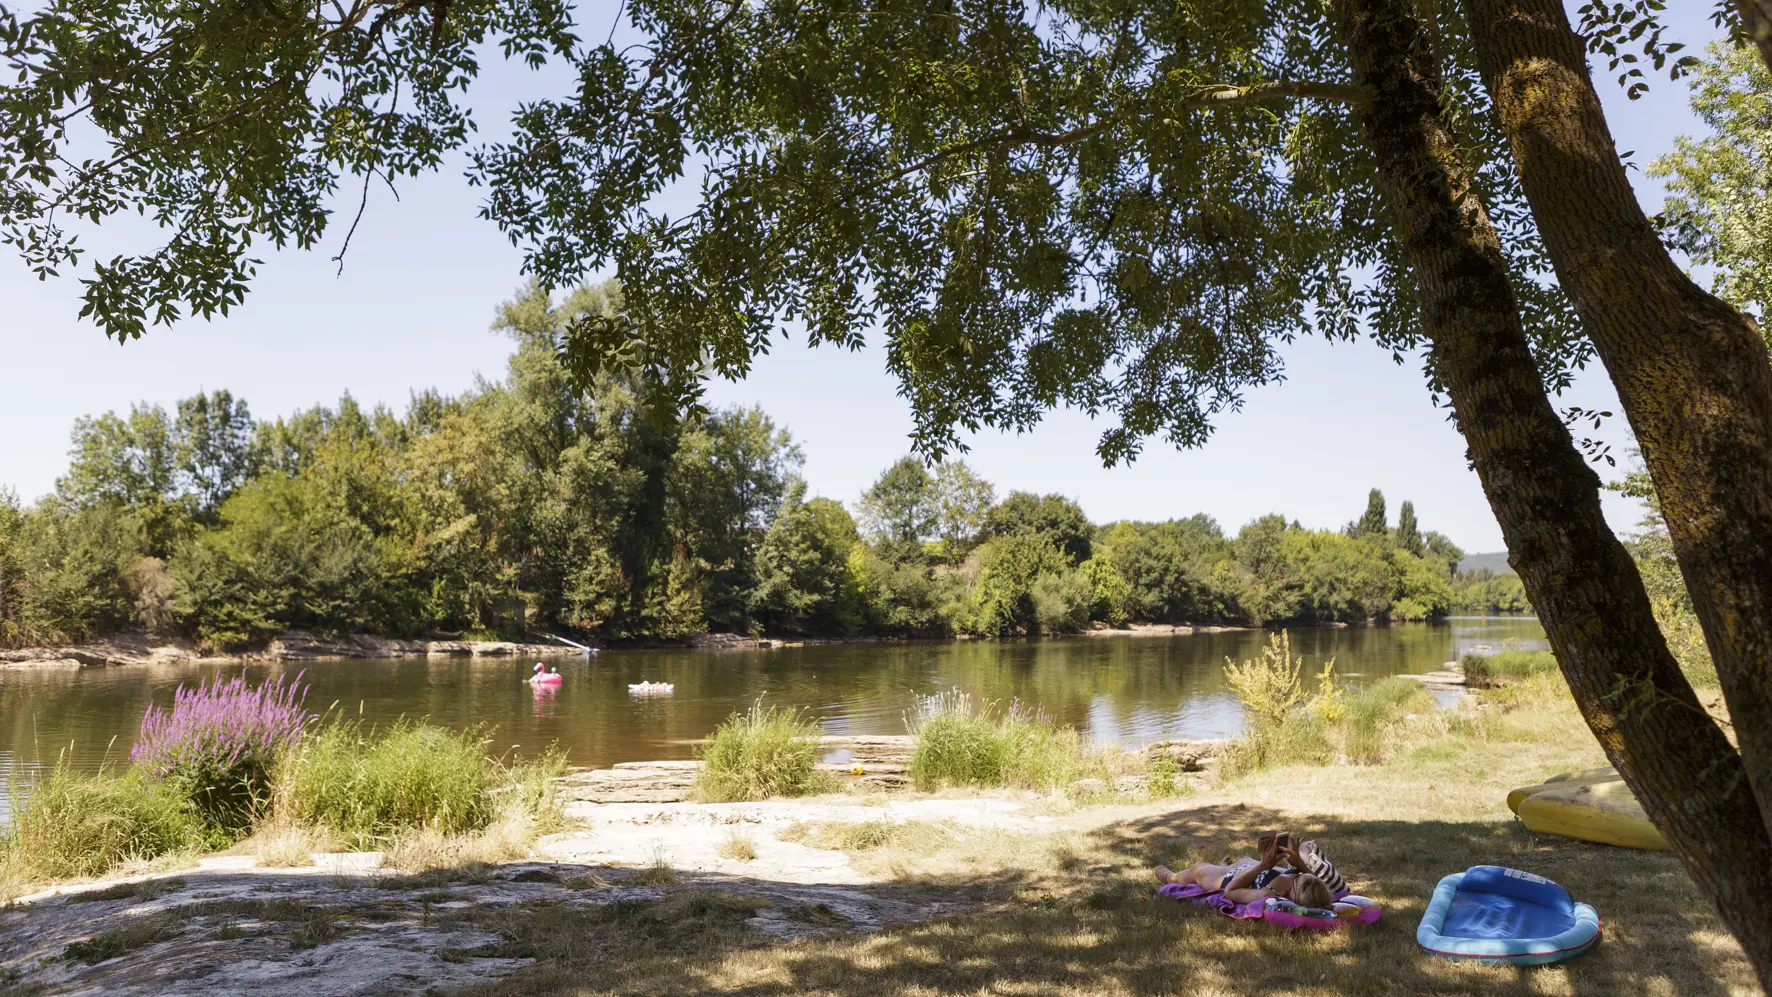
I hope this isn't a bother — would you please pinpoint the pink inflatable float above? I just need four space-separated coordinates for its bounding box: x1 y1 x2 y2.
1155 882 1382 930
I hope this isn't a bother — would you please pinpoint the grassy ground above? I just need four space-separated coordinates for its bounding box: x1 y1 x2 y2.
450 673 1759 997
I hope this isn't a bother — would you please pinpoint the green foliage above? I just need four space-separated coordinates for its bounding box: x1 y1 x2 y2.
857 458 937 564
1461 651 1559 685
9 500 148 644
1654 43 1772 334
961 533 1072 634
749 495 865 635
1221 631 1337 773
1395 501 1422 556
1450 569 1529 613
1224 631 1310 734
906 692 1104 791
1 765 202 880
1 274 1470 648
275 722 502 842
930 461 995 562
693 703 832 803
1354 489 1388 539
983 492 1093 565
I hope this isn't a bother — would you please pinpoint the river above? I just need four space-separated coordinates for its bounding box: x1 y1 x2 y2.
0 618 1544 803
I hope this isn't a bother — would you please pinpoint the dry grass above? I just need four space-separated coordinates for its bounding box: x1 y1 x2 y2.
249 825 340 868
448 672 1759 997
716 831 759 862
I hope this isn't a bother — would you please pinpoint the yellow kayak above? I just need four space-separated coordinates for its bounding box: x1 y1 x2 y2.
1505 766 1622 813
1508 767 1669 851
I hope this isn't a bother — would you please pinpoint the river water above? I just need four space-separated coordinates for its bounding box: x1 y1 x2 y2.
0 618 1544 802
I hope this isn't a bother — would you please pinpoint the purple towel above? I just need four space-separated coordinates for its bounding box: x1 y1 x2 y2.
1154 881 1350 922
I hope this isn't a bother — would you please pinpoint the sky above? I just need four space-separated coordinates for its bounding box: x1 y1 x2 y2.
0 4 1724 553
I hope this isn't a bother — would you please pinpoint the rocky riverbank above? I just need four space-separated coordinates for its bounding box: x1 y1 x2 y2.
0 736 1227 996
0 631 584 669
0 622 1291 670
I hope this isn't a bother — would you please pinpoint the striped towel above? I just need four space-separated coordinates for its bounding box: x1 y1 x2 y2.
1293 839 1348 894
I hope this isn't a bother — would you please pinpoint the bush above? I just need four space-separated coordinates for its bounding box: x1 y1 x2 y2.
275 721 501 842
1461 650 1558 685
132 671 310 839
2 766 202 880
693 703 831 802
907 691 1105 791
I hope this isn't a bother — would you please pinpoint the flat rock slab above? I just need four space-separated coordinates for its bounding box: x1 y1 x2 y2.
0 855 976 996
544 796 1052 885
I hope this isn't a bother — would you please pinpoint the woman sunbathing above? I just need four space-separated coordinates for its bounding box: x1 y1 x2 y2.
1154 834 1339 909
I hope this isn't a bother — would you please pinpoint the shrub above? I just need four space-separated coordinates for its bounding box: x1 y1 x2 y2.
907 691 1105 791
132 671 311 839
694 703 831 802
1461 650 1558 685
1224 631 1309 734
2 765 202 881
275 721 500 842
1220 631 1341 772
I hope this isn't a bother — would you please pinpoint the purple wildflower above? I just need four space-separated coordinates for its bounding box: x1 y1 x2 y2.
132 671 312 780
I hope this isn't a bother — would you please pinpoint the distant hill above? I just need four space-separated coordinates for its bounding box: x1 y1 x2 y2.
1458 551 1515 575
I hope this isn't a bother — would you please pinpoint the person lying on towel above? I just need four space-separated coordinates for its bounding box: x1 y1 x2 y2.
1152 832 1342 908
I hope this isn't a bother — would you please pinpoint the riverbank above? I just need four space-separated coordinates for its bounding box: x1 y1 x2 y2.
0 674 1754 997
0 631 586 669
0 621 1290 670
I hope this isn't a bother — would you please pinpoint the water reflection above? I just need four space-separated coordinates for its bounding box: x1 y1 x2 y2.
0 618 1544 795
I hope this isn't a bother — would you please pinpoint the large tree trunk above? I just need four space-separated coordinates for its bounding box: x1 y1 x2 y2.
1463 0 1772 861
1334 0 1772 983
1736 0 1772 77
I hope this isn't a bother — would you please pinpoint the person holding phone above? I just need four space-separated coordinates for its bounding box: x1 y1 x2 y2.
1153 832 1341 909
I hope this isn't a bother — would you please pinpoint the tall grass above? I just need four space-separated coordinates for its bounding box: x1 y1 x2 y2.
693 703 833 802
275 721 502 842
1221 633 1440 774
1343 678 1438 764
907 691 1109 791
1 764 202 882
1461 650 1558 685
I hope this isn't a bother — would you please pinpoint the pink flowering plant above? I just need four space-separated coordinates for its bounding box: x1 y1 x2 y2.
132 671 312 837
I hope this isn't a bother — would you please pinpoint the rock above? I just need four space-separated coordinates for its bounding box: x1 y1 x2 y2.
1069 778 1109 796
1142 739 1223 772
1112 776 1143 794
687 632 771 649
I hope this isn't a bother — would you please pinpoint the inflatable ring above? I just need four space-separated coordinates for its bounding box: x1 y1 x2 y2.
1263 894 1381 931
1418 866 1601 966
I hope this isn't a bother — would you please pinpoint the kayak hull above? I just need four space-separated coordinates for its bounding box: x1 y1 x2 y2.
1508 767 1668 850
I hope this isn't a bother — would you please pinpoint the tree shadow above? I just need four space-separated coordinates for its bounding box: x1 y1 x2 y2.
449 802 1753 997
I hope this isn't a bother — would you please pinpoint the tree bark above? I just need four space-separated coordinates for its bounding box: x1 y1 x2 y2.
1463 0 1772 865
1334 0 1772 984
1736 0 1772 78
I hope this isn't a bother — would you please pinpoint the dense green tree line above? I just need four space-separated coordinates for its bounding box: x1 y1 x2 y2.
1 288 1480 649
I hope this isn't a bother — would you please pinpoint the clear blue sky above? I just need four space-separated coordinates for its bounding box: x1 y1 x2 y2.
0 4 1721 552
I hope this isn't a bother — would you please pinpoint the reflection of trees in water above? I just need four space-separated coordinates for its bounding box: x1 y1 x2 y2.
1 621 1546 774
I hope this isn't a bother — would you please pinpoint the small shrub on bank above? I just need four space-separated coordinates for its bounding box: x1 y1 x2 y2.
694 703 832 802
1461 650 1557 685
275 721 500 842
132 671 311 839
2 765 202 881
908 691 1110 791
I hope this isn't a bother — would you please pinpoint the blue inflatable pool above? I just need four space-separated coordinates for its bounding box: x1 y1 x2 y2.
1417 866 1601 966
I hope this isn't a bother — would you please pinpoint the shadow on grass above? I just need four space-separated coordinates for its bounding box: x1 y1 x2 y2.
452 803 1753 997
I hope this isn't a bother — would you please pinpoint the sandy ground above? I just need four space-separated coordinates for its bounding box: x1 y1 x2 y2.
0 792 1057 996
